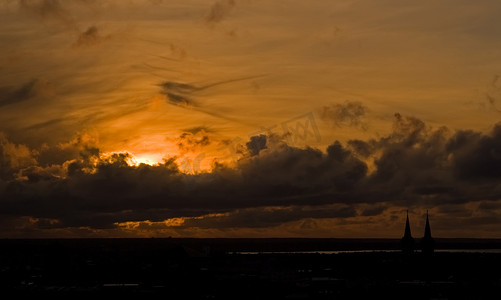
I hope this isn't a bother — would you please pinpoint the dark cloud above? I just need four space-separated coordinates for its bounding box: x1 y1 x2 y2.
73 25 111 48
447 124 501 179
246 134 267 156
347 139 374 158
359 204 387 217
478 200 501 211
0 79 52 107
181 204 356 229
3 115 501 235
159 75 266 126
321 100 368 130
205 0 236 25
0 132 369 231
160 76 265 108
160 81 203 107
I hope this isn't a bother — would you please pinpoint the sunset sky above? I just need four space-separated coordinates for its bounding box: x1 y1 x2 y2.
1 0 501 238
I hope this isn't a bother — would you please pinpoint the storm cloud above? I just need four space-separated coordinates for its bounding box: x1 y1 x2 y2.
1 114 501 236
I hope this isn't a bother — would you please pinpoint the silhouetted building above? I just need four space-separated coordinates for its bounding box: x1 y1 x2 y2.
421 210 435 255
401 210 415 254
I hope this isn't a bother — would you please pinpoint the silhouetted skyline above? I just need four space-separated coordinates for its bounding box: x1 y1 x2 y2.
401 211 435 255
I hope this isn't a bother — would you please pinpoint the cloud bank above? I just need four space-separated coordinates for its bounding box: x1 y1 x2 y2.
1 114 501 237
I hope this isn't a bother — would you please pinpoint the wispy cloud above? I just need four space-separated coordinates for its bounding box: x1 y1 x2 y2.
205 0 236 26
160 75 266 126
0 79 53 107
19 0 77 28
73 25 111 48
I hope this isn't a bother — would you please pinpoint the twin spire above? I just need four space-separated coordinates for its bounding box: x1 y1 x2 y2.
424 211 432 239
422 211 434 254
403 210 412 239
401 210 434 254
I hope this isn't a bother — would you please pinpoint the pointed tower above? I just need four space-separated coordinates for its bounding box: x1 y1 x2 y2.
421 210 434 255
401 210 415 254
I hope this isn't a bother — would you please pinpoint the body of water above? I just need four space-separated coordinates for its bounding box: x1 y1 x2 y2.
232 249 501 255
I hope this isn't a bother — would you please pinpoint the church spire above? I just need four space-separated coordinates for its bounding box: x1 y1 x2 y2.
404 210 412 238
424 210 432 239
401 210 415 254
421 210 434 255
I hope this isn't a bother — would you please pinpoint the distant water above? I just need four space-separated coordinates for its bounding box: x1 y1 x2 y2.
232 249 501 255
435 249 501 253
231 250 399 254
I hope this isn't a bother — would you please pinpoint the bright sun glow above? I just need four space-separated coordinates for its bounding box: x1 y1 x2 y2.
131 153 165 166
101 151 165 166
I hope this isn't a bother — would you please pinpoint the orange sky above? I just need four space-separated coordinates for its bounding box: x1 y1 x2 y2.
1 0 501 238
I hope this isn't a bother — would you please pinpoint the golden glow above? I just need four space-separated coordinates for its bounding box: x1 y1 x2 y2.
100 149 228 172
164 218 186 227
114 219 185 230
114 213 231 230
98 151 164 166
131 153 165 166
115 221 142 230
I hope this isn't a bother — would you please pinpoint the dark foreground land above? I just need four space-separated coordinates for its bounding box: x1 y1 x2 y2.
1 238 501 299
